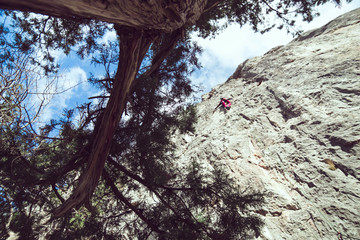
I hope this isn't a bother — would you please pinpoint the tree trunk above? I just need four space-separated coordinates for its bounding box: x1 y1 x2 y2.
0 0 208 32
54 25 187 217
0 0 209 217
53 26 155 217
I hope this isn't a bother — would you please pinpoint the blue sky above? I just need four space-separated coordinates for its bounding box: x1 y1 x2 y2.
190 1 360 94
36 2 360 124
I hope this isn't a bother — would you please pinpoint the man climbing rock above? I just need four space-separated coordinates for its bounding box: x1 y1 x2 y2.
214 98 231 112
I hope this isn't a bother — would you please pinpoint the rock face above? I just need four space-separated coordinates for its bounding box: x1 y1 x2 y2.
173 8 360 239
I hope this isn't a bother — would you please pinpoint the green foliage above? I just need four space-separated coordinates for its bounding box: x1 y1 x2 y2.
195 0 350 38
126 160 265 239
178 105 198 134
1 10 110 74
9 211 34 239
0 0 348 238
0 17 205 238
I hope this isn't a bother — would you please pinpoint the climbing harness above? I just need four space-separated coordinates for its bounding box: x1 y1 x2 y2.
213 98 232 112
221 98 231 109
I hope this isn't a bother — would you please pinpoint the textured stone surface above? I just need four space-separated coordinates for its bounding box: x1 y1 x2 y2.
173 8 360 240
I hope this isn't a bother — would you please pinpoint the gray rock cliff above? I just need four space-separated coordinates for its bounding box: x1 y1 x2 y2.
173 8 360 240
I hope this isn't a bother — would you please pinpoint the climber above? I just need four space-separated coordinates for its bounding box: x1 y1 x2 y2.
213 98 231 112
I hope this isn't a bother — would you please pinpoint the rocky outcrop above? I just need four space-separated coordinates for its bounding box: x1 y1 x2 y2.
173 8 360 239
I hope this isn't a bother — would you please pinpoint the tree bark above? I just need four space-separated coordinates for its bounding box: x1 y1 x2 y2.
54 25 189 217
0 0 208 32
53 26 156 217
0 0 209 217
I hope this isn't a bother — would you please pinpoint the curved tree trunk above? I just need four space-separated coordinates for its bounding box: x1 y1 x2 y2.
53 26 155 217
54 26 186 217
0 0 208 32
0 0 209 217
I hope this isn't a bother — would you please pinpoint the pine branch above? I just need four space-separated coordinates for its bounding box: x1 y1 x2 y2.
204 0 224 13
102 169 165 235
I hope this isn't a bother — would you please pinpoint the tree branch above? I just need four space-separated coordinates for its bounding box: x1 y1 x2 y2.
106 158 203 233
53 26 156 218
102 169 165 235
0 0 208 32
52 183 65 203
88 95 110 100
143 27 184 78
203 0 224 13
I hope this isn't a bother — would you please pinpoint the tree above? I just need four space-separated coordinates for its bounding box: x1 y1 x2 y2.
0 31 61 239
1 9 264 238
0 0 350 238
0 0 207 32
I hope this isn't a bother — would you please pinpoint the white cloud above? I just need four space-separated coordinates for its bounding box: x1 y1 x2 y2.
98 28 117 45
38 66 89 123
298 2 360 31
60 66 88 91
191 24 293 95
49 48 67 63
190 2 360 96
